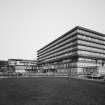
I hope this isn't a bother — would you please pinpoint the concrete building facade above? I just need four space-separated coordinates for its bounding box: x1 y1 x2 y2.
37 26 105 78
8 59 37 73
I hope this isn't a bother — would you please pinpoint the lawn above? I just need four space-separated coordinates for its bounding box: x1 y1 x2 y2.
0 77 105 105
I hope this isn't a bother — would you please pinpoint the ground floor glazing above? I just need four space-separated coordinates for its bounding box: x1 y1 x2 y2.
38 57 105 78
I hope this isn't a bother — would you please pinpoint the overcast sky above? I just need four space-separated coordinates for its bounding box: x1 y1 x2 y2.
0 0 105 60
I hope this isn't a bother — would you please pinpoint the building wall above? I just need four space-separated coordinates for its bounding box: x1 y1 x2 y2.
8 59 37 73
38 28 78 63
37 26 105 78
76 28 105 76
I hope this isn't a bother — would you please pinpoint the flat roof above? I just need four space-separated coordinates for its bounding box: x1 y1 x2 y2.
8 59 37 62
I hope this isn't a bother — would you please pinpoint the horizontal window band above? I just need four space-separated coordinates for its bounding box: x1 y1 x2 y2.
38 44 77 59
38 34 77 54
38 37 77 56
39 53 77 63
78 48 105 55
78 53 105 60
78 33 105 42
38 49 77 60
38 29 77 52
77 40 105 50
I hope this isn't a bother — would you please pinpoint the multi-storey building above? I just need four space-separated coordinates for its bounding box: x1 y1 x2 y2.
8 59 37 73
37 26 105 78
